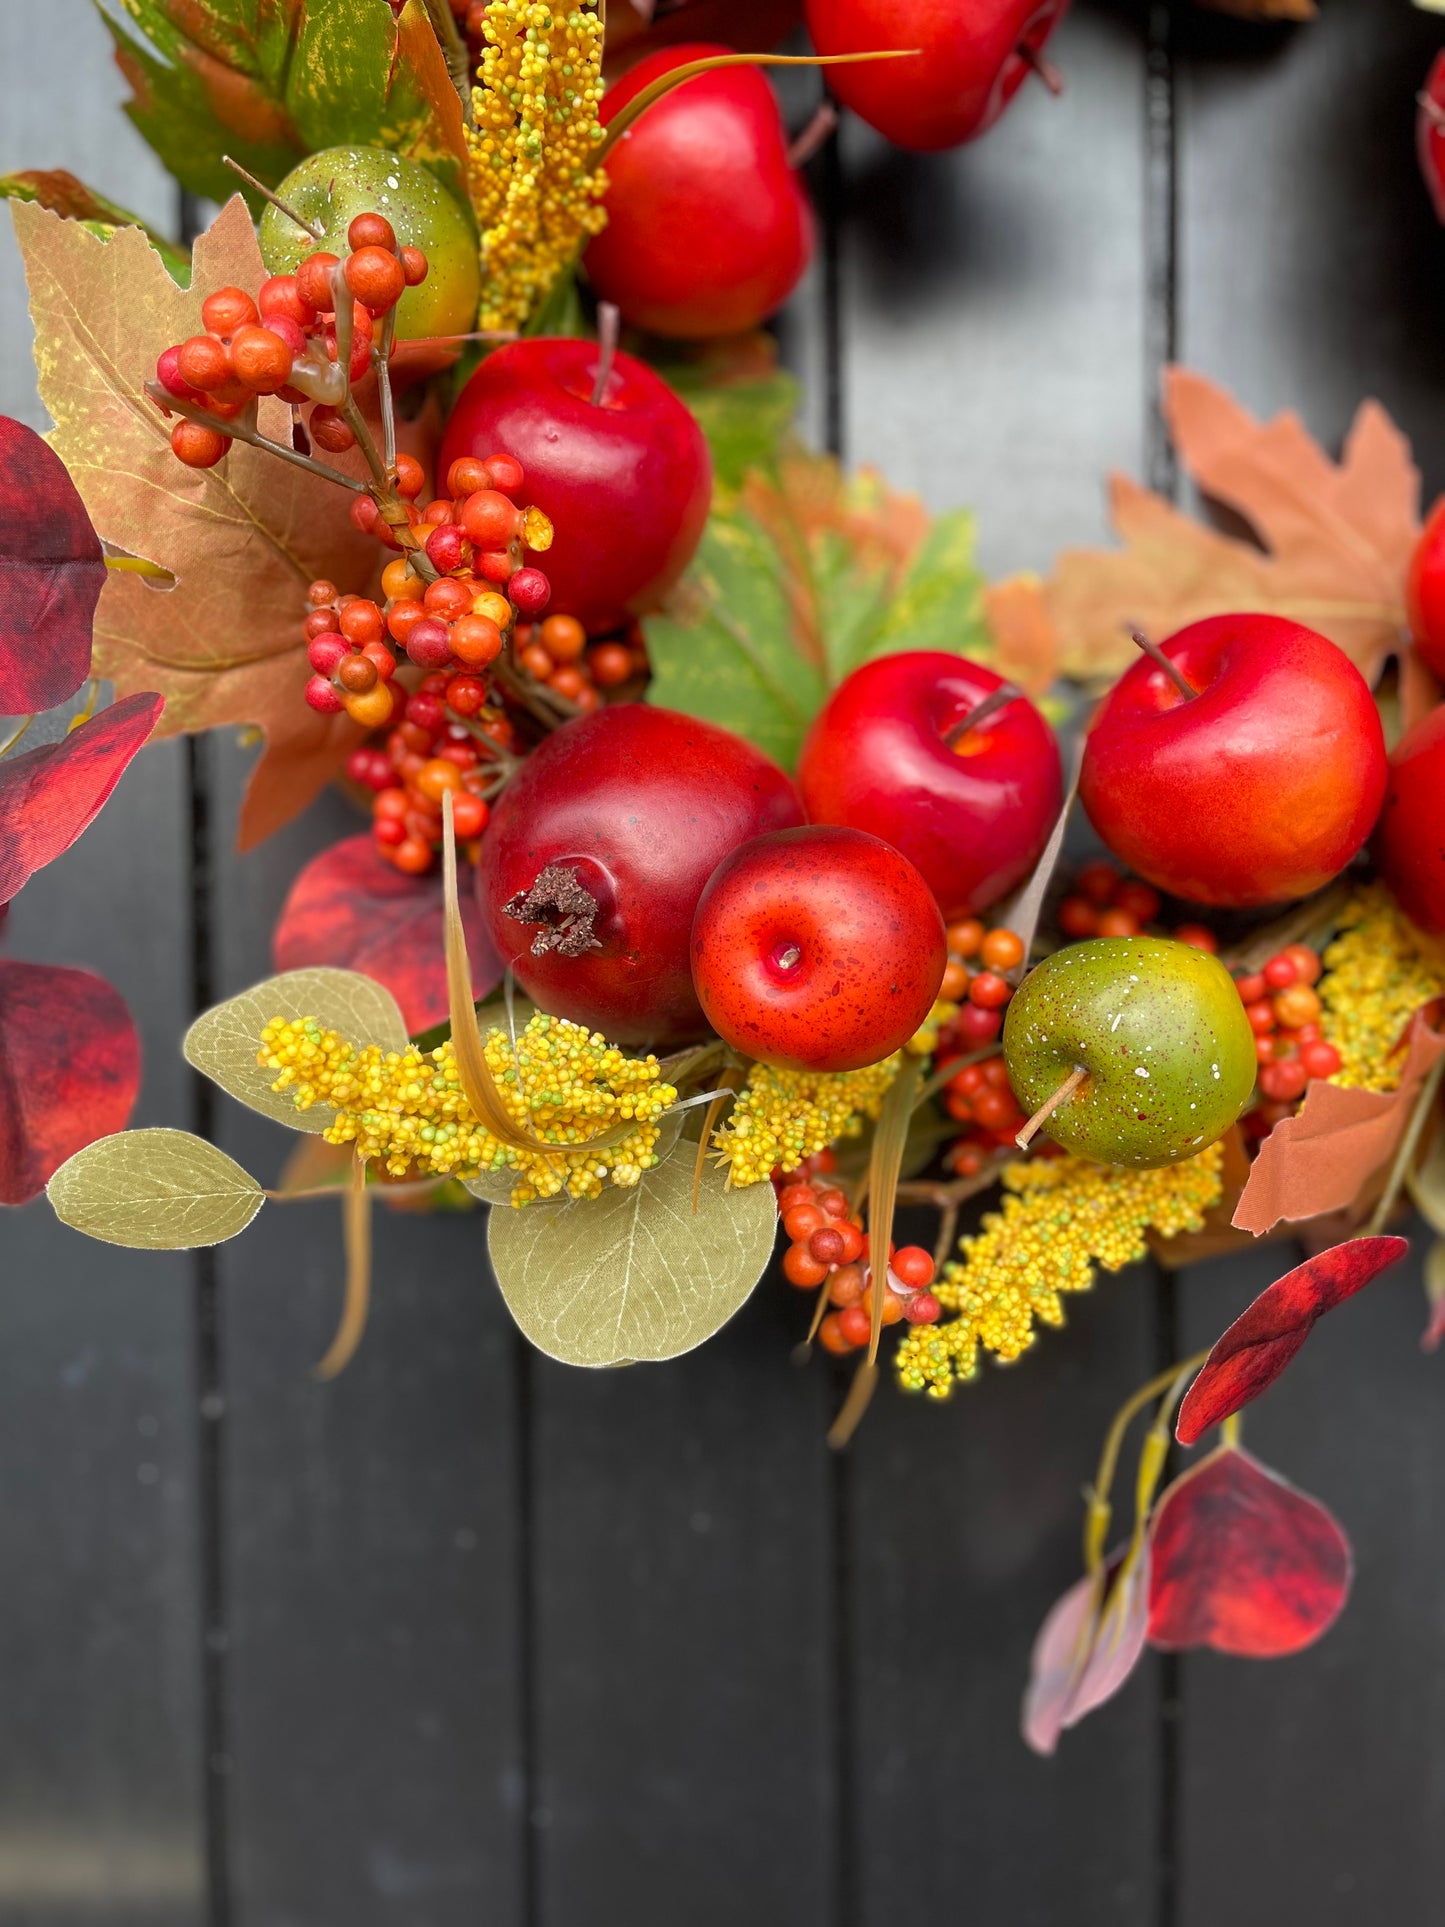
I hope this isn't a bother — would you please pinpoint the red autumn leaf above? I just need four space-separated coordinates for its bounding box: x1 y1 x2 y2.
0 960 140 1204
0 416 105 713
272 833 503 1036
0 693 163 903
1022 1547 1151 1756
1176 1235 1409 1446
1147 1445 1351 1658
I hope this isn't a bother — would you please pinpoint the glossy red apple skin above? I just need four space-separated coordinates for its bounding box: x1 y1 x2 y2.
1079 614 1387 909
478 704 804 1045
584 43 814 340
803 0 1071 151
1407 497 1445 681
690 824 947 1072
797 650 1062 921
1374 705 1445 934
438 338 711 634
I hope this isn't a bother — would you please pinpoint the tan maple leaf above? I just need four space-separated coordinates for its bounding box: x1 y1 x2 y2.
1047 367 1420 687
13 195 379 849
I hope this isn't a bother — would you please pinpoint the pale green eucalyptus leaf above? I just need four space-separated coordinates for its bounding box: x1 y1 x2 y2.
48 1129 263 1249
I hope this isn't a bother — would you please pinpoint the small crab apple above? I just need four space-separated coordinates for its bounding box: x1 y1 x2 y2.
1373 703 1445 935
691 825 947 1072
583 43 814 339
479 705 804 1045
803 0 1071 151
799 651 1062 920
1002 936 1256 1168
257 146 480 339
1079 615 1387 908
438 338 711 633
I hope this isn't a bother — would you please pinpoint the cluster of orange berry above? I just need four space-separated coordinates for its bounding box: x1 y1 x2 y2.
512 616 650 709
1056 860 1217 952
775 1171 941 1354
1234 943 1339 1133
939 1053 1030 1177
154 212 427 468
936 919 1026 1046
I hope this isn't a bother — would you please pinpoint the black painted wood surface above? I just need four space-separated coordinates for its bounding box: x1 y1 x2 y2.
1 2 1441 1922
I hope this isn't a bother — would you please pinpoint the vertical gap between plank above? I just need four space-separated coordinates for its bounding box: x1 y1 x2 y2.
179 189 232 1927
1143 14 1181 1927
515 1334 540 1926
819 110 856 1927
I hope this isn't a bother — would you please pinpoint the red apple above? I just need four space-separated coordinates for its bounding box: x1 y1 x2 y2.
803 0 1070 151
797 651 1062 921
583 43 814 339
691 824 946 1071
1374 704 1445 934
438 339 711 634
1079 615 1387 909
1407 497 1445 681
478 703 804 1045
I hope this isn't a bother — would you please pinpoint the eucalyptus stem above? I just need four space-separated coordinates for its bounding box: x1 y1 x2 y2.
1083 1350 1209 1573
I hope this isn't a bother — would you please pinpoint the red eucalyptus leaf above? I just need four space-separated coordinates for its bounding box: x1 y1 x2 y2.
0 417 105 712
0 960 140 1204
1022 1548 1151 1756
1148 1446 1351 1658
273 833 503 1036
1176 1235 1409 1445
0 693 163 903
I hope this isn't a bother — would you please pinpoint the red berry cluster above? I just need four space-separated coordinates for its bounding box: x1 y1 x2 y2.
939 1052 1030 1176
937 918 1026 1046
1234 943 1341 1135
154 212 427 469
775 1174 941 1354
1057 860 1217 953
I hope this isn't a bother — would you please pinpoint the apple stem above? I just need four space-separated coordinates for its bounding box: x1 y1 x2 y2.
1015 1065 1088 1151
942 679 1023 752
1129 627 1197 702
222 154 324 240
787 101 839 170
1018 43 1065 97
1419 90 1445 133
590 302 620 407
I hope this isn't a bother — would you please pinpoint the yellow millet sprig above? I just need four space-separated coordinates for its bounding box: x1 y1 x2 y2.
1319 882 1445 1090
905 998 961 1058
468 1 609 331
711 1056 901 1188
259 1010 676 1206
894 1143 1225 1400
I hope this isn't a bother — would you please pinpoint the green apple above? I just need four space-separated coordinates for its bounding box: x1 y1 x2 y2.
1002 937 1255 1168
258 145 481 340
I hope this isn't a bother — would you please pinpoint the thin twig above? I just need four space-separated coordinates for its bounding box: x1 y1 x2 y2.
590 302 620 406
222 154 324 239
0 715 34 758
377 309 398 476
144 382 365 491
1018 41 1064 97
786 100 838 169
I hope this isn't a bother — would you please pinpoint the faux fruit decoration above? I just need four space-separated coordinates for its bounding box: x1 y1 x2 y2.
1406 497 1445 681
1373 705 1445 935
1418 52 1445 226
257 146 482 340
798 650 1062 920
1002 936 1256 1167
690 824 947 1071
1079 616 1388 908
584 43 814 339
479 704 805 1044
804 0 1070 150
438 338 713 633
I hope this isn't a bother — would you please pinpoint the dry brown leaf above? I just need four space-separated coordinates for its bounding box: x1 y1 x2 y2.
1049 368 1418 687
984 574 1062 694
13 195 379 848
1232 1010 1445 1237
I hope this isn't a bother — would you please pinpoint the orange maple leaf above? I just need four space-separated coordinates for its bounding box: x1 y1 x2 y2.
13 194 379 849
1047 367 1420 687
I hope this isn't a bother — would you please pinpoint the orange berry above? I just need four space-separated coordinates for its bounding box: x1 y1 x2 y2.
588 642 633 688
392 836 433 875
415 758 464 803
1273 984 1322 1030
460 488 521 546
449 614 504 668
1174 923 1218 953
980 927 1025 972
828 1264 866 1307
837 1304 873 1346
1058 896 1098 939
423 577 473 621
229 322 293 393
1280 943 1323 986
170 420 230 467
1096 907 1141 938
472 590 513 628
177 334 231 392
448 456 491 497
348 211 397 252
201 286 259 335
336 653 378 693
520 642 554 680
540 613 587 662
549 666 587 701
339 599 384 645
342 683 394 729
945 917 985 958
394 453 425 499
1075 860 1119 906
381 558 422 600
818 1312 855 1355
784 1244 829 1289
398 245 428 287
387 600 427 645
296 251 342 311
450 792 489 839
939 958 970 1001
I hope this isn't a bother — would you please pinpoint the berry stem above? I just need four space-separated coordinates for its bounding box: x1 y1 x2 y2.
312 1153 372 1381
1014 1063 1088 1150
1129 626 1197 701
787 100 839 169
1084 1350 1210 1572
143 381 366 490
0 714 34 758
376 308 398 476
221 153 324 240
942 679 1022 752
1018 42 1065 97
590 302 620 407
